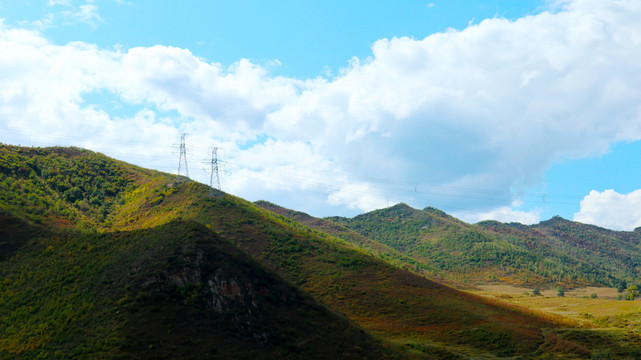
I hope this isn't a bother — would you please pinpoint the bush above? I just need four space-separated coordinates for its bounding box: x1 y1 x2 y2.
532 287 541 296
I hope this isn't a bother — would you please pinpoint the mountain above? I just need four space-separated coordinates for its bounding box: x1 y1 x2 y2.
326 203 556 285
326 203 641 288
254 200 445 280
0 146 398 359
3 144 641 358
2 217 398 359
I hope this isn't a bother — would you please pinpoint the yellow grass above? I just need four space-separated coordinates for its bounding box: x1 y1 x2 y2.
470 285 641 329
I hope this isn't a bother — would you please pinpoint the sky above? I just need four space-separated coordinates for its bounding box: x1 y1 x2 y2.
1 0 641 230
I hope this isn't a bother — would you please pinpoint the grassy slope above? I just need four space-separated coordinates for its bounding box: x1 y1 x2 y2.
256 202 641 357
471 285 641 359
3 145 641 358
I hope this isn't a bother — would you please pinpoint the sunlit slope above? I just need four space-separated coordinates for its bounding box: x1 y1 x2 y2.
529 217 639 279
475 217 641 287
254 200 443 278
0 145 136 230
328 203 641 287
326 203 558 285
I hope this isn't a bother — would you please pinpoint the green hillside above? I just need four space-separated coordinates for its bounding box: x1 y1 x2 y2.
327 203 641 288
3 144 641 358
326 203 559 286
475 218 641 288
254 200 445 280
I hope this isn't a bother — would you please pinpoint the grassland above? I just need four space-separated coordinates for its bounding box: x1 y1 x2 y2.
470 285 641 358
473 285 641 325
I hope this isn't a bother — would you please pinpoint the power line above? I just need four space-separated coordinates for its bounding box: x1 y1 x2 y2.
0 127 591 210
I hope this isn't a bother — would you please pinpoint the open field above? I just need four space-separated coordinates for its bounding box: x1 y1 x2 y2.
471 285 641 330
476 284 625 299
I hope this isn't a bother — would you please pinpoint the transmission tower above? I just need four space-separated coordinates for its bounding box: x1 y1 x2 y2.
208 147 221 198
176 133 189 184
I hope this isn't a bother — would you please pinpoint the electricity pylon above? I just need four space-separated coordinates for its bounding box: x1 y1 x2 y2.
177 133 189 184
208 147 221 198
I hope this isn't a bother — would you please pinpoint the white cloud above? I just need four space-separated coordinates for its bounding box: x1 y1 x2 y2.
115 46 301 136
3 0 641 220
574 190 641 231
327 183 388 212
457 206 541 225
48 0 72 6
29 13 55 30
267 0 641 214
61 4 102 27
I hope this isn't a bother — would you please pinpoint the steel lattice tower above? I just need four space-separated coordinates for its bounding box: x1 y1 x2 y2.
177 133 189 184
208 147 221 198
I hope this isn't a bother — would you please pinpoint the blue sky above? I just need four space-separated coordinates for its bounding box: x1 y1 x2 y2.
2 1 545 77
1 0 641 230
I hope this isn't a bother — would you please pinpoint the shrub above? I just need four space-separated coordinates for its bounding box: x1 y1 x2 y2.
533 287 541 296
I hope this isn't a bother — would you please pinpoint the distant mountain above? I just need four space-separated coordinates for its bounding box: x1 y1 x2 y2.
324 203 641 288
479 216 641 287
255 200 444 279
3 144 641 358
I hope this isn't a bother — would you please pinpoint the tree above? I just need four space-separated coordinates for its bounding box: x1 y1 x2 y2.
617 280 628 293
532 287 541 296
626 285 638 301
557 287 564 297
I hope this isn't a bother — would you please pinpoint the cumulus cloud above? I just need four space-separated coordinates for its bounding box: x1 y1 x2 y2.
2 0 641 222
267 0 641 218
574 190 641 231
116 46 301 136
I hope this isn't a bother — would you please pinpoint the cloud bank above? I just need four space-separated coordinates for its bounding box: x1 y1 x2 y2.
2 0 641 227
574 190 641 231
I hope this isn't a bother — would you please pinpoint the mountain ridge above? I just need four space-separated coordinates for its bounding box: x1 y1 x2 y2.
322 202 641 288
